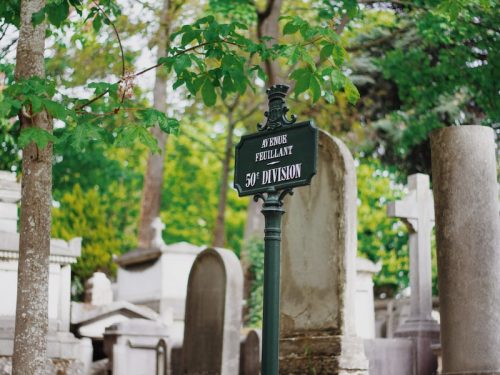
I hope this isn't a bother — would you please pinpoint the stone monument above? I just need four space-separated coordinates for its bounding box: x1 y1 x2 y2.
279 130 368 374
116 218 203 343
181 247 243 375
0 171 89 374
431 125 500 374
104 319 171 375
387 173 440 375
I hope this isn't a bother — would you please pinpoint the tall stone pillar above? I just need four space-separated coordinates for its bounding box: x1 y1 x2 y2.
430 125 500 375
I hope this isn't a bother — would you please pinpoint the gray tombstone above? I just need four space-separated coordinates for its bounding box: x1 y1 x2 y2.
182 248 243 375
279 130 368 374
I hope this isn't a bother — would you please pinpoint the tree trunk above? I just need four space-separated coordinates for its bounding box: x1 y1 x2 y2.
137 0 172 249
244 0 284 246
240 0 284 323
12 0 52 374
212 114 236 248
257 0 284 85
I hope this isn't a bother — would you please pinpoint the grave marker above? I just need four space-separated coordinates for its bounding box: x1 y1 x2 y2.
387 173 440 375
182 248 243 375
279 130 368 373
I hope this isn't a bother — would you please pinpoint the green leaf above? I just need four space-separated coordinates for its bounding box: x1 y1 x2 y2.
30 95 43 113
201 79 216 106
344 79 360 104
301 50 316 69
289 46 302 66
42 99 67 119
332 45 346 66
283 21 299 35
46 0 69 27
92 15 102 32
160 118 180 135
70 123 103 150
291 69 311 96
19 127 56 149
138 128 160 153
88 82 117 95
320 44 333 62
181 30 198 46
115 125 159 153
173 54 192 75
31 9 46 26
251 65 267 81
309 75 321 103
331 69 346 91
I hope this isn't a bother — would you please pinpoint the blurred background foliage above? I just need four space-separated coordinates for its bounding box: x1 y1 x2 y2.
1 0 498 312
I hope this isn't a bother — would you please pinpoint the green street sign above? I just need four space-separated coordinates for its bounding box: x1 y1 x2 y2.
234 89 318 196
234 84 318 375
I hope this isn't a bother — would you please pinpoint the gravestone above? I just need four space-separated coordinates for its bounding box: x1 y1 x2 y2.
0 171 89 374
239 329 261 375
104 319 171 375
431 126 500 374
116 219 203 342
182 248 243 375
279 130 368 373
387 173 440 375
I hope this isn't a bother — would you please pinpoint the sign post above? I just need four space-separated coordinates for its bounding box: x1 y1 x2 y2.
234 84 318 374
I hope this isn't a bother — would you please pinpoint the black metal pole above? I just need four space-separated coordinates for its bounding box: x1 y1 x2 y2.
256 188 292 375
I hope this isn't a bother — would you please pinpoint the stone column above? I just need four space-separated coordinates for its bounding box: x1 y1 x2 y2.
355 257 381 339
431 125 500 375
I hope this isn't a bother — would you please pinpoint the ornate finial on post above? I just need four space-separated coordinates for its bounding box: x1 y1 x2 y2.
258 84 297 132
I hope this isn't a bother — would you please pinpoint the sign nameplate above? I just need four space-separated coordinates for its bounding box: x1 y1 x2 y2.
234 121 318 196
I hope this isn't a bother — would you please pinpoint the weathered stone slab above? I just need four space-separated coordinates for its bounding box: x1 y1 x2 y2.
182 247 243 375
431 125 500 375
364 338 414 375
279 130 368 373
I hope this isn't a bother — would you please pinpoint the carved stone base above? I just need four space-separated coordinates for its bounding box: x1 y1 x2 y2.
395 317 440 375
279 335 369 374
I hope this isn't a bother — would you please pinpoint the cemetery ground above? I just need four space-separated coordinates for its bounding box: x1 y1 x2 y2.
1 0 499 374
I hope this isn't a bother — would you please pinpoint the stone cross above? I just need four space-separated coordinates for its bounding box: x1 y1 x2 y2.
151 217 166 249
387 173 434 320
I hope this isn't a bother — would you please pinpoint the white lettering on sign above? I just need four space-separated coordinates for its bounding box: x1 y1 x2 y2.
256 133 293 163
261 134 287 148
262 163 302 185
255 145 294 162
